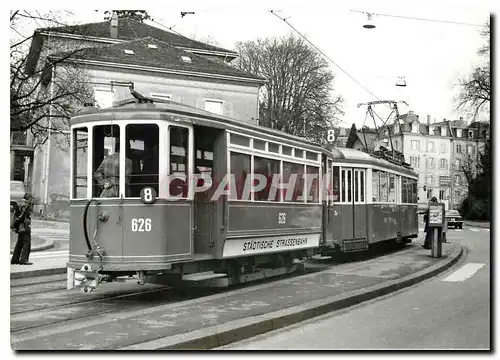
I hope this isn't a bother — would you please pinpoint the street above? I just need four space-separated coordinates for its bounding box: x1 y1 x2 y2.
220 226 490 350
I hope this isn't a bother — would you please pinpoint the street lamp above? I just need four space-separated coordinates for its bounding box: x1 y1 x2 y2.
363 13 376 29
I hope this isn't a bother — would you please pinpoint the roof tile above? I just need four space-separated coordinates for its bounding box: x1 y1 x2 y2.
54 37 265 82
39 17 237 55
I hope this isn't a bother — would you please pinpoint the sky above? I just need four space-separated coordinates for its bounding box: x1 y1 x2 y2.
28 0 491 129
7 0 494 130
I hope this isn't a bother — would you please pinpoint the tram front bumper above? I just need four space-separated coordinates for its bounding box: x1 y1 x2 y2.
67 264 101 293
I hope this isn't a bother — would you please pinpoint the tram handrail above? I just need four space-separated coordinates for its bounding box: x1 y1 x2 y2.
83 199 97 257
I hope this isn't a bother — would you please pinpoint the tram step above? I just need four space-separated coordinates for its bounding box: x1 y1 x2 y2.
181 271 227 281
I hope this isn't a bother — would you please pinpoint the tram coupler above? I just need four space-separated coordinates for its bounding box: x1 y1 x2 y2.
67 264 104 293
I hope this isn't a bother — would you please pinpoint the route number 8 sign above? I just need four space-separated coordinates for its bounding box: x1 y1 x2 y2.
327 129 335 143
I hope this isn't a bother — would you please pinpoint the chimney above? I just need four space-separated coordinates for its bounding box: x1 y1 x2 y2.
427 115 431 125
110 12 118 38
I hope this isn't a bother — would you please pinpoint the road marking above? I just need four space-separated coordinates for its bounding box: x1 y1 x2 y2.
470 228 480 232
442 263 486 282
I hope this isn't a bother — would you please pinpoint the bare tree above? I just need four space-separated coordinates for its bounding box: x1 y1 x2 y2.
10 10 94 150
456 22 490 120
234 34 343 143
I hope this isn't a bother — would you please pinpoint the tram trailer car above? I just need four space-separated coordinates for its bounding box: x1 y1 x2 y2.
320 147 419 254
67 98 418 293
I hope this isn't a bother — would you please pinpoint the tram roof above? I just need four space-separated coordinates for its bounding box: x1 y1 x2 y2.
326 147 418 177
72 98 326 152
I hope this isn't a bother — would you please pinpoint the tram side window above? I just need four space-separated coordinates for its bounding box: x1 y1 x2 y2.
379 171 388 202
411 179 418 203
306 166 320 203
254 156 280 202
169 126 189 198
354 171 359 202
388 174 396 203
332 166 340 203
230 152 251 200
372 170 380 202
72 127 88 198
360 171 365 202
407 178 413 204
92 125 122 198
347 170 352 202
401 177 408 203
283 162 304 202
126 124 159 198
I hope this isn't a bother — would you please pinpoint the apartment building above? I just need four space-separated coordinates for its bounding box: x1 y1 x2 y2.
350 111 489 210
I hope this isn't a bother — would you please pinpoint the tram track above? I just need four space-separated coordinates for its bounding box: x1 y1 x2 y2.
11 243 412 344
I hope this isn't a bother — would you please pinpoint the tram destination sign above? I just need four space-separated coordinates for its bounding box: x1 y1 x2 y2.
222 233 321 257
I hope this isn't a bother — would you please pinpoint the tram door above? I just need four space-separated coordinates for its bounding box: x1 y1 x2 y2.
339 168 367 244
353 169 367 241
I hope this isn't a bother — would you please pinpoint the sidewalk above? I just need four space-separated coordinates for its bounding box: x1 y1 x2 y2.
12 241 464 350
9 232 54 255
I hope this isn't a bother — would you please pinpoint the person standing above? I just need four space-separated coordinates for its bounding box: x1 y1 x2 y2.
94 139 132 197
11 193 33 265
422 196 438 249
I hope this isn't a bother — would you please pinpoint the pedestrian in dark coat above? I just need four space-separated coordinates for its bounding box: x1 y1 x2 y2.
422 196 438 249
11 193 33 265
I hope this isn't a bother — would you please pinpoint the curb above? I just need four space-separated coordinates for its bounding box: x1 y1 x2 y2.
121 244 464 350
10 239 55 255
464 222 490 229
10 266 66 280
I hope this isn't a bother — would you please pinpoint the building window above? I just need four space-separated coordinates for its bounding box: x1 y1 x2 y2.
457 129 462 137
394 140 398 149
439 189 445 200
440 144 446 153
441 127 447 137
205 100 223 115
455 159 461 170
427 174 434 185
467 146 474 155
469 130 474 138
427 141 434 152
455 174 461 185
410 156 420 168
427 157 435 169
427 189 433 199
411 123 419 133
411 140 420 150
456 144 462 154
439 159 447 169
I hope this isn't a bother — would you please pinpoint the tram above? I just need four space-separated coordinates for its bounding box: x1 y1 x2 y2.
67 97 418 292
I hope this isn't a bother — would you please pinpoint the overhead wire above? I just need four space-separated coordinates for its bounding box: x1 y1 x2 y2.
350 10 485 27
269 9 382 103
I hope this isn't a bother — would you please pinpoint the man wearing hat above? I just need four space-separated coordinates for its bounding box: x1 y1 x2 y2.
11 193 34 265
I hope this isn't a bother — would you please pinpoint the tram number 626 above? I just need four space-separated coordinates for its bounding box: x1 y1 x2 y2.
131 218 152 232
278 212 286 224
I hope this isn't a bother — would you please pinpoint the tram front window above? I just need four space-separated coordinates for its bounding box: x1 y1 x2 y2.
92 125 128 198
126 124 159 197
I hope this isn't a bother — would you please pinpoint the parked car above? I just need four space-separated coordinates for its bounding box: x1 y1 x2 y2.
446 209 463 229
10 180 25 205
